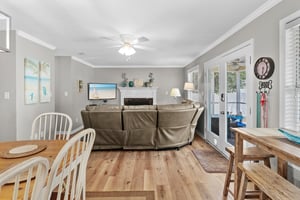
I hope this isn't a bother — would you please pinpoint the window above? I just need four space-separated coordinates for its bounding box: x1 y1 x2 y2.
0 11 10 52
187 66 199 101
280 13 300 132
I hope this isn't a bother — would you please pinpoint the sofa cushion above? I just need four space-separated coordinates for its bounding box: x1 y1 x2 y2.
157 109 196 127
123 110 157 149
123 105 157 110
89 110 123 129
86 104 123 111
157 104 193 110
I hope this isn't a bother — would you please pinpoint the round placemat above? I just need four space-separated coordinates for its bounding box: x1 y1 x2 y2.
0 144 47 159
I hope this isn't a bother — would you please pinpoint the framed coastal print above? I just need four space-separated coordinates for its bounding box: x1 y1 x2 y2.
24 58 39 104
39 61 51 103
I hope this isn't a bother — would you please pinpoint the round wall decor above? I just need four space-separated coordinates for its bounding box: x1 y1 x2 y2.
254 57 274 80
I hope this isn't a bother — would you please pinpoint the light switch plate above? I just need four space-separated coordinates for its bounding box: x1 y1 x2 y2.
4 92 9 99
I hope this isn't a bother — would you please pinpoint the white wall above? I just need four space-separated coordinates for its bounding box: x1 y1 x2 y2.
0 31 16 141
55 57 94 130
16 34 55 140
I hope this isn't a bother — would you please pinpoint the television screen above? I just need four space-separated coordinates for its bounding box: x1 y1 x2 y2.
88 83 117 100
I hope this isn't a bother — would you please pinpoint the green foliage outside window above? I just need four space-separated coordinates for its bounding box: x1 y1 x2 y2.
214 71 246 94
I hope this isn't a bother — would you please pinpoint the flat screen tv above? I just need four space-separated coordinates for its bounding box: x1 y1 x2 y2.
88 83 117 100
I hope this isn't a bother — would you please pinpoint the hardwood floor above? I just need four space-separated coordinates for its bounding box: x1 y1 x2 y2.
86 135 232 200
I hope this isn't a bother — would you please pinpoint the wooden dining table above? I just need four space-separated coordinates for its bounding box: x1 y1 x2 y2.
0 139 67 199
232 128 300 199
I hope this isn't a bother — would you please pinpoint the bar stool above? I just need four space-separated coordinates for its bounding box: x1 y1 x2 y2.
223 146 273 198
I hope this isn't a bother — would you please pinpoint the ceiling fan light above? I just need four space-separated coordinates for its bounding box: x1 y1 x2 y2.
118 44 136 56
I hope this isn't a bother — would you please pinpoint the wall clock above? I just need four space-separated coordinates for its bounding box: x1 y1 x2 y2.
254 57 274 80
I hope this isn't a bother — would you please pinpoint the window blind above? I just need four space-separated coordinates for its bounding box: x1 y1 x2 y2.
284 22 300 131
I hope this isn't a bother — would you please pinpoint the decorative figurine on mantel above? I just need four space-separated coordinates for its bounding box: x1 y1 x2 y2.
145 72 154 87
121 72 128 87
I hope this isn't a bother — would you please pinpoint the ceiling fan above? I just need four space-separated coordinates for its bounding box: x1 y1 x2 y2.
228 58 245 71
101 34 150 56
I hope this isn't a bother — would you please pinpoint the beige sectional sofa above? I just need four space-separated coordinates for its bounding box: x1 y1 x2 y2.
81 103 204 150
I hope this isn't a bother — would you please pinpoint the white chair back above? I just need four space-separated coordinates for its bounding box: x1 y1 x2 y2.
31 112 72 140
0 157 49 200
43 128 95 200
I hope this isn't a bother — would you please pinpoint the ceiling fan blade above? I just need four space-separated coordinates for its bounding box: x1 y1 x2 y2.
99 36 120 41
132 36 149 45
108 44 122 48
137 36 149 43
134 45 154 51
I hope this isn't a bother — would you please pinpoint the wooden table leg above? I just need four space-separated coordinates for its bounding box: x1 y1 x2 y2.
277 157 288 179
234 131 244 199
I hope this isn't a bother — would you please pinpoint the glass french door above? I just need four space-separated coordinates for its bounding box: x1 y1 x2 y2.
204 42 253 155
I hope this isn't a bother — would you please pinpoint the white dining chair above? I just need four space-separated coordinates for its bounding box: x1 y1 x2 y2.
31 112 73 140
0 156 49 200
43 128 95 200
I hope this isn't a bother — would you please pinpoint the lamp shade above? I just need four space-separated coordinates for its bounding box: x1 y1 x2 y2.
170 88 181 97
184 82 194 90
118 44 136 56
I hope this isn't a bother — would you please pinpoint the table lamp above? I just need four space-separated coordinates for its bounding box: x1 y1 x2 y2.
170 88 181 102
184 82 194 91
183 82 194 102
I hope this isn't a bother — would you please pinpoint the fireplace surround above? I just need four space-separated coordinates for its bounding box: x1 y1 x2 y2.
124 98 153 105
118 87 158 105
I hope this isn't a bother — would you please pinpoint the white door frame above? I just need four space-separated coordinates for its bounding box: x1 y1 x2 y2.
204 39 254 155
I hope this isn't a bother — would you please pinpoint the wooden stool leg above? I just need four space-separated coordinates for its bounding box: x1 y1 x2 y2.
237 172 248 200
223 153 234 197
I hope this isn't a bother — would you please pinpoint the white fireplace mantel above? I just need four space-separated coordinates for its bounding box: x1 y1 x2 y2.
118 87 158 105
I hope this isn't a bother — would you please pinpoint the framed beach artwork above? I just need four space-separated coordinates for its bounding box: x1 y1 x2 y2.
24 58 39 104
39 61 51 103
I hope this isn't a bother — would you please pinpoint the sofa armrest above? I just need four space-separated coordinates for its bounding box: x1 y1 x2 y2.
191 107 205 126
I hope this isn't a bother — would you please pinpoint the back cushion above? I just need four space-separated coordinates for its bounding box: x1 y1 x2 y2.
123 105 157 110
157 104 193 110
158 109 196 127
89 110 122 129
123 110 157 129
86 104 123 111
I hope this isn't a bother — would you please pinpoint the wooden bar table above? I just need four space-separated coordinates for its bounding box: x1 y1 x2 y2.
0 140 66 199
232 128 300 199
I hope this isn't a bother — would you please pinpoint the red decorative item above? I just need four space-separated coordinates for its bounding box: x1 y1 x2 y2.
260 93 266 106
260 93 268 128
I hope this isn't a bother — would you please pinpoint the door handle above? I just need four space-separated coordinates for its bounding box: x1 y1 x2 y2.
220 111 225 115
221 93 225 102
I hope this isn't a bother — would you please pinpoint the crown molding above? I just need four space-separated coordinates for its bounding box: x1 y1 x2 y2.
17 30 56 50
193 0 282 62
93 65 183 69
71 56 96 68
71 57 183 69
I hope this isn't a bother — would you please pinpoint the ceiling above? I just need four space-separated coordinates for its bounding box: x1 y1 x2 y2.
0 0 273 68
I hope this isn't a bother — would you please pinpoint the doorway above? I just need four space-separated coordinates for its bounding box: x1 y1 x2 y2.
204 41 253 155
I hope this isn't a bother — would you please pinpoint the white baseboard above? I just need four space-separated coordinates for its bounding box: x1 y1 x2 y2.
72 125 84 134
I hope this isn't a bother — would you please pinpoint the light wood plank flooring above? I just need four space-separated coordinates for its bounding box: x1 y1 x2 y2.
86 135 231 200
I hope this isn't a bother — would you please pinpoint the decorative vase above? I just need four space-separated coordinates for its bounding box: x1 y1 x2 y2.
128 81 134 87
122 81 127 87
